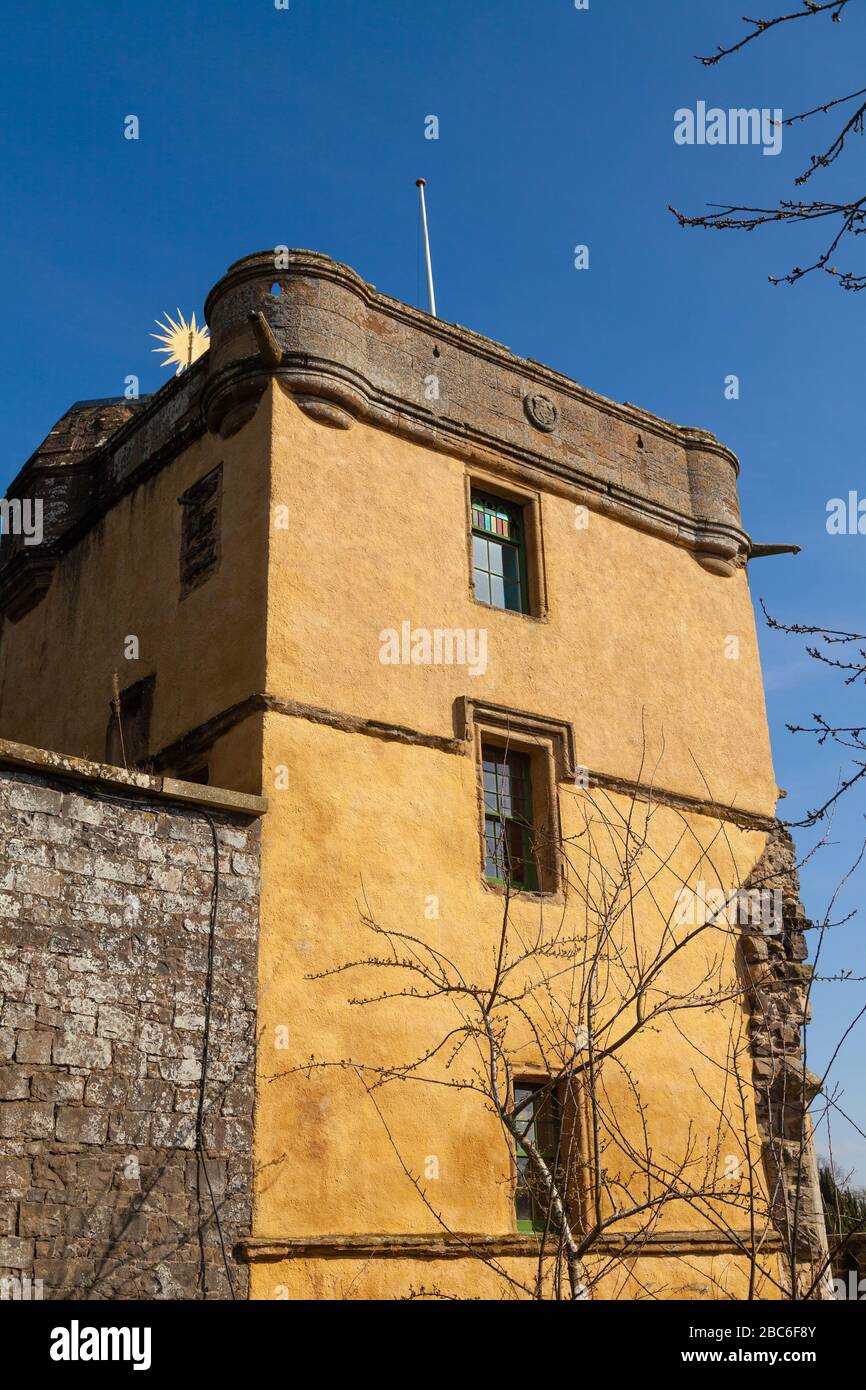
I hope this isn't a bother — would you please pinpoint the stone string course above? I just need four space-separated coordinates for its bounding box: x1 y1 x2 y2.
0 764 260 1299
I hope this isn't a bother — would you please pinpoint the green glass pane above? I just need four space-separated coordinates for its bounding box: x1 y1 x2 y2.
512 1085 561 1231
502 546 520 582
505 589 522 614
485 819 504 878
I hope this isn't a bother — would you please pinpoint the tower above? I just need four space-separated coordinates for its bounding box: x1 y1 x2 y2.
0 251 825 1299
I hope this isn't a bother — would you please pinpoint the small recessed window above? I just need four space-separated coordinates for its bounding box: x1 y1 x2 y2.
482 744 538 891
471 492 529 614
514 1082 561 1233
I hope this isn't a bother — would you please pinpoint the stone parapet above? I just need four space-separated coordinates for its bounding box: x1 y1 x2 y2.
0 248 752 624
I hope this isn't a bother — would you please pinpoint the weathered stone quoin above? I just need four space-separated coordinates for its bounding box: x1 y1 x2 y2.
0 249 825 1299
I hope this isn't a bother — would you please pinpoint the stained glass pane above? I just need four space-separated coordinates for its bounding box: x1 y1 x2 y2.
472 493 520 541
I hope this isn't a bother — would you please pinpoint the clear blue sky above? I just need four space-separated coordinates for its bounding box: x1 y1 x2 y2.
1 1 864 1179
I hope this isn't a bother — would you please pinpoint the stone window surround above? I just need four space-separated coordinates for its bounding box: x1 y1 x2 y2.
460 698 575 901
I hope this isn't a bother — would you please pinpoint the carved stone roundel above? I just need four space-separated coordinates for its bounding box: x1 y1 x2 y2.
524 392 559 432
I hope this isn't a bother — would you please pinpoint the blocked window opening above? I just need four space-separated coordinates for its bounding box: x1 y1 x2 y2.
106 674 155 770
179 464 222 599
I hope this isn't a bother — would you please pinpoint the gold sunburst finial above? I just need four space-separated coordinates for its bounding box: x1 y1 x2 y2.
151 309 210 375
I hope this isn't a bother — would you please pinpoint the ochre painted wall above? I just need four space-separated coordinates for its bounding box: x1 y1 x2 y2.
265 383 777 815
0 376 787 1299
0 398 272 794
252 1252 784 1302
248 386 785 1298
246 386 783 1295
251 722 778 1299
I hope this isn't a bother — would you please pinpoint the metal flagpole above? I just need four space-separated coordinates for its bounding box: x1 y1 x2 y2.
416 178 437 318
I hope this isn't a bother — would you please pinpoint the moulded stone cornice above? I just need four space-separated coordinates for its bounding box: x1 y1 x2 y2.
205 249 742 471
199 351 748 573
149 691 780 831
1 247 755 626
202 249 750 575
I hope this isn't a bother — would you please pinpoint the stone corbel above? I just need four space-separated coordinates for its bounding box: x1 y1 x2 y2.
201 367 269 440
0 551 56 622
274 374 360 431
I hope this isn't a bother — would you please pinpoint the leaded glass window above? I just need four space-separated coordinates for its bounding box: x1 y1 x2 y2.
514 1083 561 1233
482 744 538 890
471 492 529 614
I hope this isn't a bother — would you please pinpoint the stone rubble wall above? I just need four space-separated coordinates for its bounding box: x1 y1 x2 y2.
743 822 829 1278
0 763 261 1299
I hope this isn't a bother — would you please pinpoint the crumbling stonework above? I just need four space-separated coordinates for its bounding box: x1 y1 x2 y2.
0 755 262 1299
742 823 828 1279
